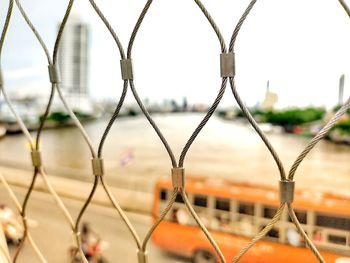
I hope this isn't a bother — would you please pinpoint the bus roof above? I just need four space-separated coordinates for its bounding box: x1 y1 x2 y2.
156 176 350 217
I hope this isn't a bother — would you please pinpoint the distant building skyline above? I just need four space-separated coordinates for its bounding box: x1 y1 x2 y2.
58 15 89 96
2 0 350 108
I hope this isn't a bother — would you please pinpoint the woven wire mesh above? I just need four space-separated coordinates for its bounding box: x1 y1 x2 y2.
0 0 350 262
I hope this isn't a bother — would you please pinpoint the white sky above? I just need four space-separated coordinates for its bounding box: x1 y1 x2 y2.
1 0 350 108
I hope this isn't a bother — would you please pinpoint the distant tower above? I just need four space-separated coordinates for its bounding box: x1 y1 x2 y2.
261 80 278 110
58 15 89 96
339 74 345 105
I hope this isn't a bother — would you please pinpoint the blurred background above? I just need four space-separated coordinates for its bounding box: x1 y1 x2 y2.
0 0 350 262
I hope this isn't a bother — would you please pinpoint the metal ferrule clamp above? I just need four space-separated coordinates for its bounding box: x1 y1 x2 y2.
137 250 148 263
31 150 42 168
92 158 104 177
171 168 185 189
120 59 134 80
48 64 61 84
220 52 235 78
279 180 295 204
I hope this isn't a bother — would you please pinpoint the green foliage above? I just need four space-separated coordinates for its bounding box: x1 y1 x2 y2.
333 120 350 135
39 111 91 123
263 107 325 126
39 111 70 123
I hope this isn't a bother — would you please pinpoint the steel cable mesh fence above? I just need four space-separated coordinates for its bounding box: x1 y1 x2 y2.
0 0 349 263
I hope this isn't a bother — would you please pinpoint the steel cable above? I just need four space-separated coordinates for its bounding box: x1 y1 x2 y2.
0 0 13 61
230 1 350 262
229 0 257 51
70 0 144 253
178 78 227 167
339 0 350 18
13 168 39 262
0 1 47 262
125 1 231 260
289 97 350 180
232 204 284 263
141 189 178 252
0 246 11 263
193 0 227 53
181 189 226 263
287 204 325 263
14 0 51 64
228 0 286 181
10 0 92 261
0 174 46 263
0 0 348 262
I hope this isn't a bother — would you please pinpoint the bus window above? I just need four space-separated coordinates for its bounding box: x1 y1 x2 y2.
288 210 307 224
194 195 207 207
215 198 230 211
267 228 279 239
328 235 346 246
287 228 302 247
263 206 277 219
238 202 254 216
316 214 350 231
160 189 167 201
175 193 184 203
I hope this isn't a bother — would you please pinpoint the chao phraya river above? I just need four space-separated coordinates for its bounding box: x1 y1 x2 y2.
0 113 349 195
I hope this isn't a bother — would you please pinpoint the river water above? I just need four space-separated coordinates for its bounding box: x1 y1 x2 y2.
0 113 349 195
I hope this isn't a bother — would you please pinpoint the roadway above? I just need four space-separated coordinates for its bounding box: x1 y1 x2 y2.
0 186 188 263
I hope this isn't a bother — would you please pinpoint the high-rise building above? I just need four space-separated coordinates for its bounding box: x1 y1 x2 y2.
58 15 89 96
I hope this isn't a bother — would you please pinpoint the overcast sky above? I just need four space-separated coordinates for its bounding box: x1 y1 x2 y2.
1 0 350 108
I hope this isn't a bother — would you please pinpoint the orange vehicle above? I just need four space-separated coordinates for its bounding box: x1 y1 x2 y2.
152 177 350 263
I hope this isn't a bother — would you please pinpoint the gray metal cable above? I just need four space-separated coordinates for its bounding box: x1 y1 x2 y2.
13 168 39 263
0 244 11 263
141 189 178 252
52 0 96 158
228 1 349 262
0 173 47 263
125 1 228 259
287 204 325 263
228 0 286 181
179 78 227 167
229 0 257 51
232 204 284 263
0 85 34 150
126 0 177 168
178 0 230 167
127 0 153 59
129 80 177 167
0 0 13 63
289 97 350 180
88 0 129 157
339 0 350 18
14 0 51 64
98 81 128 157
12 1 92 262
229 78 287 180
181 189 226 263
88 0 125 59
0 2 43 261
193 0 227 53
100 176 142 249
73 0 144 253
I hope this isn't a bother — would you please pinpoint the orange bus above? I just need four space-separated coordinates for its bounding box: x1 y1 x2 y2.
152 177 350 263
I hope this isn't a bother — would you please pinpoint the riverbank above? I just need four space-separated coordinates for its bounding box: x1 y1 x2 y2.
0 166 152 214
0 114 349 196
